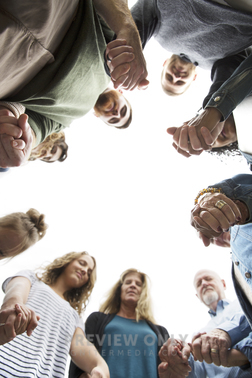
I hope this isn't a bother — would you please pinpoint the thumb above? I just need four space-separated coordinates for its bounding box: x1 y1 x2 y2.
138 78 149 90
18 114 29 133
158 361 169 374
167 127 177 135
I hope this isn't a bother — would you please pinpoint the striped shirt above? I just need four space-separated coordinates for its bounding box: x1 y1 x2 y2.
0 270 83 377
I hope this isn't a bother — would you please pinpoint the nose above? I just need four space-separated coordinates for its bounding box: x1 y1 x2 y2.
112 108 119 116
80 266 88 276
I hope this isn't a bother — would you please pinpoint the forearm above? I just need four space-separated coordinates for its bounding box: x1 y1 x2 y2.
92 0 136 36
70 328 109 377
2 277 31 309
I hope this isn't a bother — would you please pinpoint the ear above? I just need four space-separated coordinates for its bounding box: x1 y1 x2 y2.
93 111 99 118
195 293 199 299
118 89 123 95
221 279 227 290
163 59 168 67
193 73 197 82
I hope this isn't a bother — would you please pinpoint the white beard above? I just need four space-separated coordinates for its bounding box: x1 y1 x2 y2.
202 289 219 306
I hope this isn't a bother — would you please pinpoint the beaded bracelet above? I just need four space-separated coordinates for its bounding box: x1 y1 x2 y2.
194 187 223 205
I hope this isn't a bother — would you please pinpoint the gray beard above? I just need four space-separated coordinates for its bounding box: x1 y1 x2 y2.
203 290 219 306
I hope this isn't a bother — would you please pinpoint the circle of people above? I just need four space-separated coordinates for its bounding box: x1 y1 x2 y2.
0 0 252 377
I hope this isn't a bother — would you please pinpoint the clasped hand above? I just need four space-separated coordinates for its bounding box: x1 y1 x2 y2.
158 338 192 377
0 107 33 168
106 34 149 91
191 330 249 367
0 303 40 345
191 193 241 246
167 108 224 158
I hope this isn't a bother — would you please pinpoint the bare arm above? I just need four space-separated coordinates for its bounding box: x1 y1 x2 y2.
0 276 39 344
70 328 109 378
92 0 148 90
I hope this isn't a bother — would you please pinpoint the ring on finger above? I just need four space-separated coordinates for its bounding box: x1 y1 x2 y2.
215 200 227 210
106 54 111 62
211 348 219 353
0 323 5 326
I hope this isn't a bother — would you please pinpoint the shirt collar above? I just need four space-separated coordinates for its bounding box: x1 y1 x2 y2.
208 299 230 317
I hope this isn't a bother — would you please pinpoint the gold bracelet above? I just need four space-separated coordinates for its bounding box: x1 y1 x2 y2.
194 187 223 205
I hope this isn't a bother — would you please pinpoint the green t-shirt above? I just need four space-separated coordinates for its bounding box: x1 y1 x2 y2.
8 0 113 145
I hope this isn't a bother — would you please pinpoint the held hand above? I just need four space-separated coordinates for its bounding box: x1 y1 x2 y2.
0 303 39 345
0 114 34 168
191 193 242 238
167 108 224 157
106 33 149 91
15 304 40 337
0 108 23 139
191 329 231 366
90 366 107 378
159 339 192 377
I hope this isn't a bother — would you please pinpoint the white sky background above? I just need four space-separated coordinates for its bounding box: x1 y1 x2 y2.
0 1 251 374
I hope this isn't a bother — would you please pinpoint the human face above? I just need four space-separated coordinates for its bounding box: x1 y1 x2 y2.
120 272 143 307
94 89 131 127
194 270 226 307
62 254 95 290
32 142 63 162
0 228 22 259
162 55 197 94
212 114 237 149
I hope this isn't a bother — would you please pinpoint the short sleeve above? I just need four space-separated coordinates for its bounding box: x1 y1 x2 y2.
2 270 37 293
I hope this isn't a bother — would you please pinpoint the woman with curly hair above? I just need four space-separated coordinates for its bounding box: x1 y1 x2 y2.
0 251 109 378
29 131 68 163
0 208 47 260
69 268 171 378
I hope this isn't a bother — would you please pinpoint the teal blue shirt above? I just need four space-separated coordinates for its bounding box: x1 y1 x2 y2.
101 315 158 378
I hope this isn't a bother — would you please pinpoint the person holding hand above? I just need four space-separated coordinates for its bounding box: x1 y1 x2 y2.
167 52 252 166
0 251 109 378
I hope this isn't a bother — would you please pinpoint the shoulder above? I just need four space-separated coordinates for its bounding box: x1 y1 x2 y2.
2 270 37 292
86 311 112 324
147 320 169 338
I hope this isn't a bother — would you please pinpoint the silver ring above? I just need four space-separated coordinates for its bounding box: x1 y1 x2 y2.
0 323 5 326
215 200 227 210
106 54 111 62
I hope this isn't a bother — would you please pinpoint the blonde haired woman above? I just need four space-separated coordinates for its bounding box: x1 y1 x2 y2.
69 268 169 378
0 251 109 378
29 131 68 163
0 208 47 260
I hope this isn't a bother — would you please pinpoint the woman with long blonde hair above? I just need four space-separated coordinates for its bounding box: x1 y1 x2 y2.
69 268 169 378
0 251 109 378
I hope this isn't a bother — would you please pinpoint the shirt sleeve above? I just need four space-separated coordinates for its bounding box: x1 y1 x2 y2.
26 109 66 146
217 314 251 347
2 270 37 293
188 355 207 378
202 51 248 109
130 0 158 49
209 174 252 223
205 52 252 121
234 332 252 373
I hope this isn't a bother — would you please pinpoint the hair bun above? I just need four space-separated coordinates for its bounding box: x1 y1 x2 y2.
26 208 48 240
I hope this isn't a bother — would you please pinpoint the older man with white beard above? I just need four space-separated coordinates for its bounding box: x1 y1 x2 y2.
159 269 252 378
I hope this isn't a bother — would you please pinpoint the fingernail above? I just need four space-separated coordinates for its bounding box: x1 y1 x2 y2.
13 141 18 147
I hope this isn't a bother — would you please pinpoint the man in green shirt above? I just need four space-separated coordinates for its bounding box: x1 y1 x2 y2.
0 0 147 168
